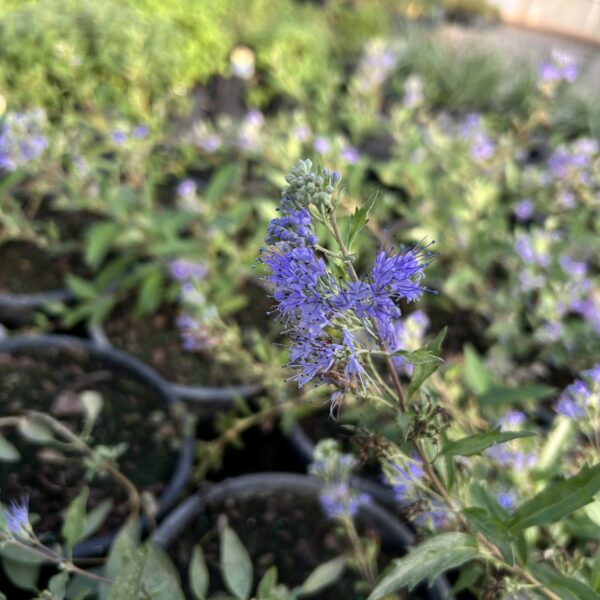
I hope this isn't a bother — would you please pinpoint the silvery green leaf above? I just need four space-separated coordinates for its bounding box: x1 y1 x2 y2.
18 418 54 444
220 522 253 600
436 430 535 459
1 555 41 591
48 571 69 600
82 499 113 540
62 487 89 549
256 566 277 599
368 533 478 599
463 344 491 396
297 556 345 597
0 435 20 462
407 327 447 400
189 545 209 600
80 391 103 425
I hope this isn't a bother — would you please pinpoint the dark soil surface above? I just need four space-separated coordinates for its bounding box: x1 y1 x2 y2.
102 297 268 388
0 241 76 294
0 344 183 543
168 490 414 600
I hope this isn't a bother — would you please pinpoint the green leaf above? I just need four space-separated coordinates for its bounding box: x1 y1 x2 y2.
464 507 515 565
82 499 113 539
298 556 345 597
592 544 600 591
451 562 483 594
0 435 20 462
530 562 600 600
478 384 555 406
436 430 535 460
140 544 186 600
1 556 41 591
135 269 164 315
407 327 447 400
347 191 377 249
256 566 278 599
368 533 478 598
536 416 575 476
80 391 103 425
62 487 89 549
205 164 238 204
392 349 443 365
85 222 121 269
48 571 70 600
507 464 600 533
463 344 491 395
189 545 209 600
66 274 97 301
18 418 54 443
106 546 146 600
100 520 141 600
220 523 253 600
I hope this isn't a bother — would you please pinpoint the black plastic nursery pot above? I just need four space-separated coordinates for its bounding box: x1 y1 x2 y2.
0 334 194 557
152 473 451 599
0 240 74 325
88 298 264 409
288 419 399 508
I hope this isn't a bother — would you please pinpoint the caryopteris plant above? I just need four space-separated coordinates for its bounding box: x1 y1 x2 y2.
259 159 600 599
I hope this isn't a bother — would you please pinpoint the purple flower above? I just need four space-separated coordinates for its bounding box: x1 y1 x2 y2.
177 179 197 198
0 110 48 171
341 146 360 164
498 490 517 512
266 208 318 250
514 199 534 221
198 134 221 154
414 499 447 529
168 259 207 282
583 365 600 385
559 255 587 279
384 458 424 503
132 125 149 139
540 51 579 84
313 137 330 155
558 190 576 208
319 483 371 520
110 131 127 145
470 135 495 162
294 125 311 142
5 497 29 534
498 410 526 430
554 395 586 419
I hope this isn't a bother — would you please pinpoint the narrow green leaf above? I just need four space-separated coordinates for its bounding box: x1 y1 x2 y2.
48 571 70 600
451 562 483 594
256 566 278 599
205 164 238 204
189 545 209 600
0 435 20 462
530 562 600 600
220 523 253 600
85 222 120 269
66 274 97 301
298 556 346 597
141 544 186 600
463 344 491 395
82 499 113 540
135 269 164 315
392 349 443 365
407 327 447 400
464 507 515 565
100 520 141 600
436 430 535 459
62 487 89 549
347 191 377 249
368 533 478 598
507 464 600 533
479 384 555 406
536 416 574 476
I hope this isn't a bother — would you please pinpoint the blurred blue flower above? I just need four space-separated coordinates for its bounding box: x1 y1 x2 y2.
5 497 29 534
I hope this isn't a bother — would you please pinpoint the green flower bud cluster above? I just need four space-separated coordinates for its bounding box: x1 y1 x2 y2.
281 159 340 212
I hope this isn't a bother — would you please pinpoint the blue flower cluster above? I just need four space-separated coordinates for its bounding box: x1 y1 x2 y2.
260 161 432 398
554 365 600 420
0 109 48 171
4 497 29 535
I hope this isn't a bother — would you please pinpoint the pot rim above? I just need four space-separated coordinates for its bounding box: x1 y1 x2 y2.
151 472 451 599
88 323 263 406
0 333 194 557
